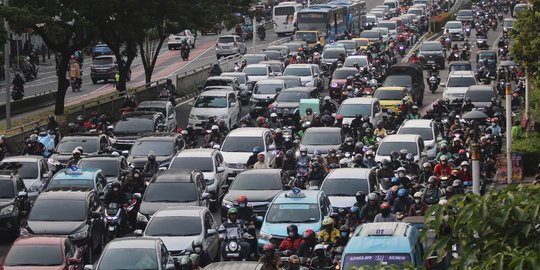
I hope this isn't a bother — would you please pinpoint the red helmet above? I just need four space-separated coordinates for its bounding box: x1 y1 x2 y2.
513 92 519 97
336 114 344 120
491 118 499 123
458 149 466 154
380 202 391 210
303 229 315 239
263 243 275 252
237 195 248 204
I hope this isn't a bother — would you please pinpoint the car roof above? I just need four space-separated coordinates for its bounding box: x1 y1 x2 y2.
449 70 475 77
175 148 217 157
227 127 270 137
52 168 102 180
136 134 178 141
79 155 123 161
401 119 433 127
245 64 270 68
286 64 312 69
14 236 66 246
207 76 235 81
238 168 281 176
468 85 493 91
281 86 314 92
326 168 371 178
256 79 286 85
334 67 358 73
305 127 341 134
341 97 377 105
422 40 440 45
152 170 197 183
121 111 160 119
39 189 92 200
205 261 263 270
106 237 160 249
243 54 267 58
152 206 207 217
138 101 169 107
347 222 419 253
376 86 406 91
221 72 247 77
200 90 234 96
346 55 368 59
2 155 43 163
219 34 239 38
276 75 301 80
273 190 323 204
382 134 420 142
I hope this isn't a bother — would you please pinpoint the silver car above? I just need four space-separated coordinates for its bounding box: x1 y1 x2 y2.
216 35 247 59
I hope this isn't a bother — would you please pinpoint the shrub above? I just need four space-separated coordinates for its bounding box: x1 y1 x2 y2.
513 132 540 176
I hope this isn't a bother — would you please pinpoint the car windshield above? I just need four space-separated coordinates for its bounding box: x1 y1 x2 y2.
56 138 98 154
344 57 368 67
302 130 342 145
398 127 433 140
337 41 357 50
0 161 38 179
170 157 213 172
98 248 158 270
205 80 231 87
78 160 118 177
244 66 268 76
408 9 422 15
218 36 235 43
360 31 379 38
356 39 369 46
4 245 63 266
0 181 14 198
296 32 317 42
322 178 369 196
374 89 405 100
146 216 202 236
231 174 281 190
322 50 343 59
343 253 411 268
458 10 472 16
276 91 309 102
449 64 471 71
222 136 264 152
131 141 174 157
255 83 282 94
144 182 197 202
266 203 320 223
373 28 389 35
281 78 301 87
29 199 86 221
420 43 442 51
243 56 265 65
447 76 476 87
114 118 155 134
338 104 371 118
93 58 113 65
378 22 395 30
467 90 494 102
284 67 311 77
378 141 418 155
136 106 166 116
333 69 357 80
223 74 246 84
383 75 412 87
446 22 462 28
48 177 94 190
504 19 514 27
264 51 282 60
194 95 227 108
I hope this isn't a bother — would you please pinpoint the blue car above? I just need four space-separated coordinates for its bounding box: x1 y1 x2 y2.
46 166 107 194
258 189 332 254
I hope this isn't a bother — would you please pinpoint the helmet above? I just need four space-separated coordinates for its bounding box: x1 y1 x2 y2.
365 128 372 133
397 188 408 197
365 150 374 156
440 155 448 161
285 150 294 158
253 146 263 154
413 191 423 199
77 115 85 121
461 161 469 166
400 149 408 155
270 112 278 118
324 96 331 101
29 134 39 141
412 105 418 110
350 206 359 213
314 244 325 251
458 149 467 154
390 151 399 159
263 243 275 252
303 229 315 239
322 217 334 226
380 202 391 210
237 195 248 204
428 176 438 184
452 180 462 187
111 181 121 190
367 192 378 201
227 207 238 216
189 253 199 264
288 255 300 264
406 153 414 161
336 114 344 120
287 224 298 235
314 149 322 156
355 191 365 199
312 162 321 169
423 162 431 168
354 154 363 162
211 125 219 131
300 146 307 153
148 152 156 161
346 137 354 143
396 167 406 173
181 130 188 135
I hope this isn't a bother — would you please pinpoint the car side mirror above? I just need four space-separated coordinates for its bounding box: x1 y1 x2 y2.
159 166 167 171
134 229 143 236
221 184 229 190
207 228 217 236
201 192 211 200
68 258 80 265
84 265 94 270
17 191 28 197
91 211 101 219
216 166 226 173
256 216 264 223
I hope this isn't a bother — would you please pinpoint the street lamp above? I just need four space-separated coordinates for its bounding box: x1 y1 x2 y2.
463 110 488 194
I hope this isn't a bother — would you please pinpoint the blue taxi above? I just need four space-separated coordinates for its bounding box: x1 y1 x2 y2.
45 166 107 193
341 222 445 269
258 188 332 254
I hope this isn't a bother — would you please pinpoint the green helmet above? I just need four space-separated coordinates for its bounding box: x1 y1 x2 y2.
228 207 238 215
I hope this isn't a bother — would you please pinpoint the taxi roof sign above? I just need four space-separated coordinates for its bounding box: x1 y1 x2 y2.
367 227 396 236
65 166 83 175
285 188 306 198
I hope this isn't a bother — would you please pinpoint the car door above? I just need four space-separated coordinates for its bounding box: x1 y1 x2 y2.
167 103 177 131
227 92 240 127
204 210 219 259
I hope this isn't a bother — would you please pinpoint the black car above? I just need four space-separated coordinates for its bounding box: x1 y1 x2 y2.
418 41 446 69
77 155 131 189
221 169 288 219
269 86 319 118
0 170 30 238
22 188 106 263
113 112 165 151
51 134 111 167
385 63 425 106
127 133 185 170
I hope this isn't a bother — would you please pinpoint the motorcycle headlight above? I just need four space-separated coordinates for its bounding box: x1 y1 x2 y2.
222 199 233 208
0 205 14 215
260 231 272 240
69 228 89 240
228 241 239 251
330 83 338 88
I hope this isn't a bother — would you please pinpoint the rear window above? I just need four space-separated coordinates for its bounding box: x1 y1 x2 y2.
420 43 442 51
458 10 473 16
4 245 63 266
93 58 113 65
360 31 379 38
466 90 494 102
333 69 358 80
218 36 235 43
378 22 396 30
447 76 476 87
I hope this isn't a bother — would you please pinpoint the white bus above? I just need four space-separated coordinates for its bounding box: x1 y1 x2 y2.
273 2 303 36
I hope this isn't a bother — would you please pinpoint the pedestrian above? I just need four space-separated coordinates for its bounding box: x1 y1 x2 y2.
511 120 522 140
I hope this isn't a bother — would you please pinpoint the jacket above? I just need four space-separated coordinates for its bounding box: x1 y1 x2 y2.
317 228 340 245
279 237 303 253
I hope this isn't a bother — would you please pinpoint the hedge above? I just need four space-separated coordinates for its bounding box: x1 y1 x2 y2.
513 132 540 176
431 12 453 33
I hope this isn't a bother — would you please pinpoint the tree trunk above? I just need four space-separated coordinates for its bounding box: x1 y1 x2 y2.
54 54 70 115
140 36 166 84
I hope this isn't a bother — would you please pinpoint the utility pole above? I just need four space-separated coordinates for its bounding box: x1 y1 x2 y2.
471 143 481 194
4 0 11 130
253 16 256 55
525 69 530 136
505 84 512 184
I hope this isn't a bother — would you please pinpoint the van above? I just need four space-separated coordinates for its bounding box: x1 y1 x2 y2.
377 20 398 39
383 0 400 16
336 97 383 127
385 63 425 105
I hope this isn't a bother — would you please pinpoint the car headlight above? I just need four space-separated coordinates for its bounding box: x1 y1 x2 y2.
69 228 89 240
0 205 14 215
205 178 215 185
260 231 272 240
189 114 197 120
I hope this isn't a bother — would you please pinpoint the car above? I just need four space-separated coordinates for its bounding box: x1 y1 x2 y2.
448 61 472 72
375 134 427 164
343 55 370 69
456 9 474 22
77 155 130 191
138 170 209 223
385 63 425 106
85 237 175 270
0 155 54 203
135 101 178 132
202 76 241 93
321 47 347 67
220 128 273 180
442 70 477 103
282 41 308 57
249 79 287 116
362 14 378 28
503 18 516 33
299 127 343 156
336 40 358 55
371 27 390 44
201 24 223 35
143 206 219 262
329 67 359 98
261 49 286 62
269 87 319 118
359 30 382 43
188 90 241 130
51 134 111 166
0 170 29 238
92 43 113 58
376 20 398 39
370 9 386 20
321 168 375 212
46 167 107 194
372 86 413 114
336 97 383 127
221 72 253 104
276 75 303 89
513 3 529 17
294 30 322 48
283 64 322 89
406 7 425 20
383 0 400 16
418 41 445 69
169 149 227 209
476 50 498 65
351 38 371 51
260 60 285 76
216 35 247 59
243 63 275 83
23 188 106 263
127 133 185 170
1 236 84 270
205 261 263 270
465 85 497 109
397 119 439 160
264 45 290 57
444 20 464 41
167 29 196 50
90 55 131 84
258 190 332 254
113 111 165 150
221 169 288 218
242 54 268 65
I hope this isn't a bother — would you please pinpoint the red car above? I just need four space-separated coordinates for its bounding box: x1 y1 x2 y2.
329 67 358 98
1 236 83 270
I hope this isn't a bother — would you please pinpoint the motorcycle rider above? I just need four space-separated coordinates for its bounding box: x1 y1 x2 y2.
350 154 367 168
309 244 333 270
12 73 25 98
436 144 453 161
307 162 325 186
281 150 297 176
407 105 422 119
339 137 355 153
284 255 301 270
361 128 377 146
237 195 257 251
391 189 413 216
218 208 252 261
360 193 381 223
317 217 340 245
325 148 339 168
143 152 160 177
253 152 270 169
320 96 336 113
392 167 410 187
267 113 281 129
353 191 366 209
404 153 421 175
121 94 138 112
363 150 378 169
373 120 387 138
69 59 82 89
209 62 222 76
191 240 211 267
389 151 402 170
373 202 398 222
103 181 128 232
46 115 60 131
205 125 223 147
66 149 83 167
301 108 314 123
257 24 266 40
376 159 395 180
259 243 280 270
423 176 442 205
409 192 429 216
189 254 203 270
217 119 230 135
434 155 453 178
297 229 317 260
279 225 303 254
462 97 475 112
419 162 434 183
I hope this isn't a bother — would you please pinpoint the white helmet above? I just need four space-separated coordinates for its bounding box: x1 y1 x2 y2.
413 192 423 199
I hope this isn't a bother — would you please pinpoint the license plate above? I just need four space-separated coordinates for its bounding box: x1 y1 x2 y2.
228 253 240 257
428 61 435 63
222 46 231 49
108 226 115 231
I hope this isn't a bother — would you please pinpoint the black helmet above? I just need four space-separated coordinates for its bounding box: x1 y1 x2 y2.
285 150 294 159
111 181 121 190
287 224 298 235
355 191 366 201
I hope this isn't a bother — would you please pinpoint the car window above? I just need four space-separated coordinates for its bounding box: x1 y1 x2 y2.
205 211 215 230
40 160 49 174
161 244 169 269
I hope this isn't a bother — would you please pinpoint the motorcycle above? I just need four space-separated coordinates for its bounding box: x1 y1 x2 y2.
258 27 266 41
448 51 460 62
12 85 24 101
159 87 177 106
428 76 439 93
465 27 471 37
71 77 81 92
104 202 124 240
222 237 244 261
180 45 190 61
398 44 406 57
460 50 470 61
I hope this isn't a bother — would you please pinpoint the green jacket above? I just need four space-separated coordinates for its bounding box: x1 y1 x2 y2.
360 204 380 223
511 126 522 140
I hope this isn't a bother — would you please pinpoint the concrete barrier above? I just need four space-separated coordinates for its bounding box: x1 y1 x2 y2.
0 91 56 119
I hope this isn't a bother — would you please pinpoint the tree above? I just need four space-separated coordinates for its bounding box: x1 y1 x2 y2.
0 0 96 115
424 185 540 269
511 0 540 80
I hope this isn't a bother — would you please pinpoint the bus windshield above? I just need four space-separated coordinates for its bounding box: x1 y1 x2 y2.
298 12 329 36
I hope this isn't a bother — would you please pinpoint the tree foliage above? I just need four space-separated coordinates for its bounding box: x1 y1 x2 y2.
424 185 540 269
511 0 540 77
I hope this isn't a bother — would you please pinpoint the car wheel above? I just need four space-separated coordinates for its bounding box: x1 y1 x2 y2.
168 45 173 50
92 79 97 84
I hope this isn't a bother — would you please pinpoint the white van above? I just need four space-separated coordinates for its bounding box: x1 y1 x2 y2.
377 20 398 39
337 97 383 127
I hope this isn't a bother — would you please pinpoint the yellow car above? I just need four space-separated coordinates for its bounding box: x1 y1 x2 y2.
372 86 412 113
352 38 372 51
294 30 324 48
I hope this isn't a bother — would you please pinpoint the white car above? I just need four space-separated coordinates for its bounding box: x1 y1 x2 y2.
371 27 390 44
397 119 439 160
375 134 427 165
188 90 240 130
243 64 275 83
336 97 383 127
441 70 477 102
321 168 373 210
168 29 195 50
283 64 318 87
344 55 370 68
444 20 464 41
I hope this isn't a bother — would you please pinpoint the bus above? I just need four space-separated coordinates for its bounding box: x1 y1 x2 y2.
297 7 346 42
273 2 303 36
328 0 366 36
